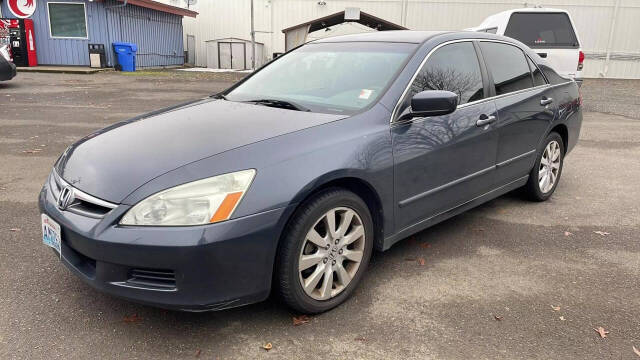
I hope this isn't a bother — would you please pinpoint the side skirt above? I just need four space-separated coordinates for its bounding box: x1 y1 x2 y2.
382 175 529 251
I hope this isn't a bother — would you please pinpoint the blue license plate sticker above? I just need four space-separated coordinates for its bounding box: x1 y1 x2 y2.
41 214 61 258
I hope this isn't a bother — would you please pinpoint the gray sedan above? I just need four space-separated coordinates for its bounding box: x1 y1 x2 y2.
39 31 582 313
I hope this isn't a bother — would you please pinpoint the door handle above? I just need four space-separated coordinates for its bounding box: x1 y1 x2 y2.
540 97 554 106
476 115 496 127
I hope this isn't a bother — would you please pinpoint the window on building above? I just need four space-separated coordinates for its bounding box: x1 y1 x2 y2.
406 42 484 107
48 3 88 39
480 42 533 95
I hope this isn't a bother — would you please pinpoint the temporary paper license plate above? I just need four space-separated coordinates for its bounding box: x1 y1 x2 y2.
41 214 61 258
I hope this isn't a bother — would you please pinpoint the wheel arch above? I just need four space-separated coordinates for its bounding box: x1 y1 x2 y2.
284 173 386 252
549 123 569 153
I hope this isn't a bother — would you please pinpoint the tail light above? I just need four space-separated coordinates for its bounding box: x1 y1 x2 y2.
577 51 584 71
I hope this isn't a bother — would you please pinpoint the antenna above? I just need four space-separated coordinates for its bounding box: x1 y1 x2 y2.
184 0 197 8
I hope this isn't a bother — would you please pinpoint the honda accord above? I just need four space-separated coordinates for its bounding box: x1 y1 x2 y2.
39 31 582 313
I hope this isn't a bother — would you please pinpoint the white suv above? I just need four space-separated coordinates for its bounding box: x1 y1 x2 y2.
470 8 583 84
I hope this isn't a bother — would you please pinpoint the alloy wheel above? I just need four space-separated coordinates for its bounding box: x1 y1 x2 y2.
298 207 365 301
538 140 561 194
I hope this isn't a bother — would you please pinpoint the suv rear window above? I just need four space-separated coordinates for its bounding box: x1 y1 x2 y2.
505 12 579 48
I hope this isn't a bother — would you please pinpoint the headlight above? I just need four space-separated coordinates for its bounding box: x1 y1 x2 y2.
120 169 255 226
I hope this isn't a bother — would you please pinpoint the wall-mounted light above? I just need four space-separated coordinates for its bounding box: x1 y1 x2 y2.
318 1 327 5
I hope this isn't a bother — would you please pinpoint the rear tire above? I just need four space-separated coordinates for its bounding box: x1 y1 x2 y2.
276 188 374 314
524 132 565 201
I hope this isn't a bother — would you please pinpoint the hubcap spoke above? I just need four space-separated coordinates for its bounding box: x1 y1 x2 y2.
299 252 326 271
318 265 334 300
337 210 355 238
342 225 364 246
343 249 363 263
306 228 328 248
538 168 546 180
324 209 338 239
335 263 351 286
540 156 550 166
304 264 326 293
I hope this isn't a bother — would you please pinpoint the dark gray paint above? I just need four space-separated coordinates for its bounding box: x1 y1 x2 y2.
42 31 583 310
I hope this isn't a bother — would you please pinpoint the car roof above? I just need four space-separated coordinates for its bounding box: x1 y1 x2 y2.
310 30 527 47
312 30 451 44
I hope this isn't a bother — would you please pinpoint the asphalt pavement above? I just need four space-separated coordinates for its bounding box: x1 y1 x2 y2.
0 71 638 359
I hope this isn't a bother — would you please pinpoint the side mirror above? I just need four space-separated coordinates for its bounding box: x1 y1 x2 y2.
408 90 458 118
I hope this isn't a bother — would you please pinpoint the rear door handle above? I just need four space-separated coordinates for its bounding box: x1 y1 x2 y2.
540 97 554 106
476 115 496 127
537 52 548 58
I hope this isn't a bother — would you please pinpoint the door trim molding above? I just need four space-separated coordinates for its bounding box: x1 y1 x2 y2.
385 175 529 250
496 149 536 168
398 165 495 208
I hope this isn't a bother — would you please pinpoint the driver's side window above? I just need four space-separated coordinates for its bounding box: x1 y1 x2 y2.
400 42 485 115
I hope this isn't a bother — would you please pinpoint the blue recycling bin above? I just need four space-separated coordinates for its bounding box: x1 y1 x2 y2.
113 42 138 72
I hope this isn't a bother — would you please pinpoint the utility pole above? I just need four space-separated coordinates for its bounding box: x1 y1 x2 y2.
250 0 256 70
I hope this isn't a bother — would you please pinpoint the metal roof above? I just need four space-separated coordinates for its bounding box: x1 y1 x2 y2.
282 10 406 33
112 0 198 18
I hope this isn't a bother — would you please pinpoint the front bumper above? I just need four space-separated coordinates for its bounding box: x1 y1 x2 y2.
38 174 289 311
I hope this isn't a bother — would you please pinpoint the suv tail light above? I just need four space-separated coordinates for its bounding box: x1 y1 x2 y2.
577 51 584 71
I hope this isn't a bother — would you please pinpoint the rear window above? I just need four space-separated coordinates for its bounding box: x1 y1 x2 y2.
480 42 533 96
527 57 547 87
505 12 579 48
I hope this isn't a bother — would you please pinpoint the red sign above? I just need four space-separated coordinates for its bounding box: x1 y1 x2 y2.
0 19 16 47
8 0 37 19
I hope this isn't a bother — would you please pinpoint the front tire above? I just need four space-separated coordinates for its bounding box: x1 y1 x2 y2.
525 132 565 201
276 188 374 314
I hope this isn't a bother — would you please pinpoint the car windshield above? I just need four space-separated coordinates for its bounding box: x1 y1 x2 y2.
225 42 417 115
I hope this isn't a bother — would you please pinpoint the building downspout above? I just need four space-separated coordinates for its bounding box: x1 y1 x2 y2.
401 0 408 27
600 0 621 77
250 0 256 70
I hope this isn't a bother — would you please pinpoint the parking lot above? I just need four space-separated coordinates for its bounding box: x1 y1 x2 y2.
1 71 639 359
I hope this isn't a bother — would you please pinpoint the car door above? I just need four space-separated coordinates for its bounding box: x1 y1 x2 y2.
391 41 499 231
478 41 556 184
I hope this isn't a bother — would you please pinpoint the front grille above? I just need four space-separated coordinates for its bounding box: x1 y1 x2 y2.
50 170 117 218
67 199 113 218
127 269 177 290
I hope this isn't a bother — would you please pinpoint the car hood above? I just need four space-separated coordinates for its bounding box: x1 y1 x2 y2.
56 98 346 203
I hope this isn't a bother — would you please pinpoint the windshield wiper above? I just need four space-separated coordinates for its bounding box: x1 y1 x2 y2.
211 93 228 100
245 99 310 112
